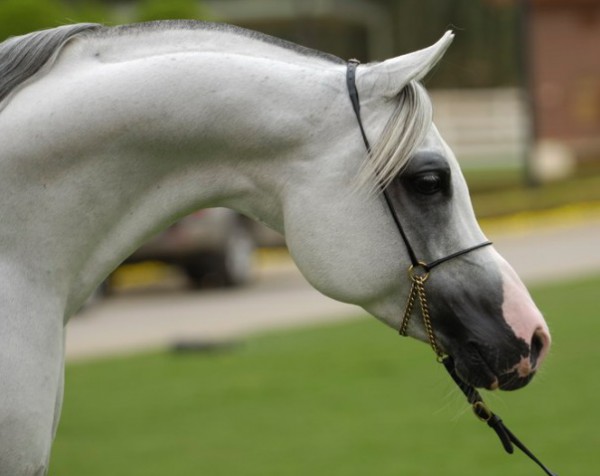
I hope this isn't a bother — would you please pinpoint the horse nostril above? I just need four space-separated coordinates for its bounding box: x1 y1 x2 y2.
530 328 548 369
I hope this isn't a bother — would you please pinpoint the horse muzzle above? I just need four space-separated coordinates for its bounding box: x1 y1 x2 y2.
447 323 551 391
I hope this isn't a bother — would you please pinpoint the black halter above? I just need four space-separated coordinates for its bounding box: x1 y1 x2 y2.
346 60 556 476
346 60 492 271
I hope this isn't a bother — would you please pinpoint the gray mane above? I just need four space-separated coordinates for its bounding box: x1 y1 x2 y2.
104 20 346 65
0 20 344 110
0 23 100 106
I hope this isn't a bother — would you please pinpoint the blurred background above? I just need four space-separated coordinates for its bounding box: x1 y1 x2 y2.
2 1 598 475
2 0 599 295
3 0 599 296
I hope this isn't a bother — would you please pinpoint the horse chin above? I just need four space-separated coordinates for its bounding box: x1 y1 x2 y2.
496 371 535 391
452 349 499 391
450 344 535 391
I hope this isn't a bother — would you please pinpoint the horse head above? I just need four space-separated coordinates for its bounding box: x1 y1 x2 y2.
283 32 550 392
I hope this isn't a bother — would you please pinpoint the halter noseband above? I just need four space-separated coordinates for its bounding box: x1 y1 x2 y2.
346 60 556 476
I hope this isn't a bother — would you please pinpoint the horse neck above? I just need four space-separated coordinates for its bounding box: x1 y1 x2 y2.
0 35 349 313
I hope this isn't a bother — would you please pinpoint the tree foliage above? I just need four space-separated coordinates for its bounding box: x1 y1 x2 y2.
0 0 520 88
0 0 210 41
137 0 210 23
0 0 111 40
376 0 521 87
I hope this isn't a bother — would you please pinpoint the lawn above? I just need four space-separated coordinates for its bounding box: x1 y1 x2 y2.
50 274 600 475
464 167 600 219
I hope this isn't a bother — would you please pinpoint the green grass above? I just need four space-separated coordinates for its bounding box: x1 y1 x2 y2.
50 275 600 475
463 167 600 218
463 165 524 193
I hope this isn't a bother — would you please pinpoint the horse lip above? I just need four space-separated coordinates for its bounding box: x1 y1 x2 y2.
451 345 500 391
497 369 535 391
451 346 535 391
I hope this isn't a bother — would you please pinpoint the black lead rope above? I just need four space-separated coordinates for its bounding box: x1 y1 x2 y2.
346 60 557 476
441 356 557 476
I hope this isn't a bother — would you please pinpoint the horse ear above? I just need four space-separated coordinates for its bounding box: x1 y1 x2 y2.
360 31 454 98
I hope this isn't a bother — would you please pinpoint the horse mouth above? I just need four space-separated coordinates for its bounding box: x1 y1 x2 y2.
451 344 534 391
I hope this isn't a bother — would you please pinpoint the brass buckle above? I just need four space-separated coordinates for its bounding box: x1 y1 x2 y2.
472 401 493 422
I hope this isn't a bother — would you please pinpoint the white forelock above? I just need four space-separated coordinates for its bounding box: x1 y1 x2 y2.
355 81 433 194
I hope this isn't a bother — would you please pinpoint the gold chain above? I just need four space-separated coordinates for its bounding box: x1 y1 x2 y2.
399 263 445 360
399 281 417 335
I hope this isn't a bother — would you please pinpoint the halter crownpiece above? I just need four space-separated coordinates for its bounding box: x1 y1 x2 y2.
346 60 557 476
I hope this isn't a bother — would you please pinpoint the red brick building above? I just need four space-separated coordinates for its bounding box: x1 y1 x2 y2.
527 0 600 163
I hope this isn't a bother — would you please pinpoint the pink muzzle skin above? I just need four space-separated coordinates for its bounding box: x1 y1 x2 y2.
497 252 551 374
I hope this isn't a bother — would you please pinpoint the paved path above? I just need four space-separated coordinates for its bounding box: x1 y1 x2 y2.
66 214 600 361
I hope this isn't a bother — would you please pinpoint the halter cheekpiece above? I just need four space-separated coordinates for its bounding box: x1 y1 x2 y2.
346 59 557 476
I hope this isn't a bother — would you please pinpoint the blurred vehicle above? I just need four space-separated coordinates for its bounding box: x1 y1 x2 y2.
127 208 258 288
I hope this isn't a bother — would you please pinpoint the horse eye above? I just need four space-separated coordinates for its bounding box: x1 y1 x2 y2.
412 173 444 195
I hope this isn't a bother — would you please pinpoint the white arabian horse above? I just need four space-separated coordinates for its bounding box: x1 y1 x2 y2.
0 21 550 474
